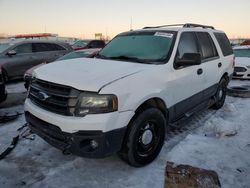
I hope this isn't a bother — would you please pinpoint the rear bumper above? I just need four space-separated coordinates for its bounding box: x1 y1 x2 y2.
25 112 127 158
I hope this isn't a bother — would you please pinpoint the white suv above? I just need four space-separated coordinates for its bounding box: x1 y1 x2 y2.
25 23 234 166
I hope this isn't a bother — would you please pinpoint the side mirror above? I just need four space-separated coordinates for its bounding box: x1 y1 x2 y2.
7 50 17 56
175 53 201 67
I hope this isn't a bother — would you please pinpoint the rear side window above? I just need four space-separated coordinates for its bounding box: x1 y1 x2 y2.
196 32 218 60
214 33 233 56
89 41 105 48
177 32 199 58
33 43 65 52
48 43 65 51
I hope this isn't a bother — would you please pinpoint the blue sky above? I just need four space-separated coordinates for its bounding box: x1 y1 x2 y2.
0 0 249 39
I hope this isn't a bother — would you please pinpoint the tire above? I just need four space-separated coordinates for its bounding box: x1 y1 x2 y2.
2 69 8 83
211 78 227 110
227 85 250 98
118 108 166 167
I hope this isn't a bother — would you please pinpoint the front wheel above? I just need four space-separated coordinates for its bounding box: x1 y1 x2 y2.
211 78 227 110
119 108 166 167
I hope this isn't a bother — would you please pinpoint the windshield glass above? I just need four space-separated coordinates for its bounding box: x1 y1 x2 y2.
234 49 250 58
98 31 176 64
73 40 89 47
0 43 12 53
57 51 91 61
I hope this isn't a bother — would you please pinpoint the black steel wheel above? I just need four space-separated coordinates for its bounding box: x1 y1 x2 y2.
211 78 227 110
119 108 166 167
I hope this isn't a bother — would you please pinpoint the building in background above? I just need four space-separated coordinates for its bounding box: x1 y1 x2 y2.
0 33 79 45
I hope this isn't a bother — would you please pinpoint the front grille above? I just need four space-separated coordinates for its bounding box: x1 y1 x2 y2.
234 66 247 72
29 79 79 116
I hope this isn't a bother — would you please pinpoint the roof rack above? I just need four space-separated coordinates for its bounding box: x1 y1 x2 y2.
143 23 215 30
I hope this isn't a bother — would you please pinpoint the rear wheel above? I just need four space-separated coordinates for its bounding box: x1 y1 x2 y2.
211 78 227 109
119 108 166 167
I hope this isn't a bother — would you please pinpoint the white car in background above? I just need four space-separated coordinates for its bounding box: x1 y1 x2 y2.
233 45 250 79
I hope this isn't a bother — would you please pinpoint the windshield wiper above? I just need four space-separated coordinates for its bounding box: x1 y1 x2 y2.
95 54 108 59
108 55 149 64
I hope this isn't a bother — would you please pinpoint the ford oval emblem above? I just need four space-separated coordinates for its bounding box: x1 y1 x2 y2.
37 91 50 101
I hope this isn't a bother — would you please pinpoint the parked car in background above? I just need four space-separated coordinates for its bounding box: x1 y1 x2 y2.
24 48 101 89
233 45 250 79
0 68 7 104
241 40 250 46
0 40 72 82
72 40 105 51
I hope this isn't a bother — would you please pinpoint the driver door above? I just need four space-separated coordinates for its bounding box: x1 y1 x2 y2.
170 32 206 120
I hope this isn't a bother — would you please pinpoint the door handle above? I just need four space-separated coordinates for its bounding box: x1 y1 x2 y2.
218 62 222 68
197 68 203 75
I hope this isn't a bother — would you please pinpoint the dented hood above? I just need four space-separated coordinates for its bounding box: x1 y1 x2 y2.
33 57 149 92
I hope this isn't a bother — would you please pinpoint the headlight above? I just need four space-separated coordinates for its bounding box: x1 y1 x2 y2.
75 92 118 116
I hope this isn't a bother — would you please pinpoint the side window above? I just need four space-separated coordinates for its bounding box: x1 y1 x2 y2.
89 41 97 48
214 33 233 56
33 43 65 52
33 43 51 52
14 43 32 54
196 32 218 60
47 43 65 51
177 32 199 58
89 41 104 48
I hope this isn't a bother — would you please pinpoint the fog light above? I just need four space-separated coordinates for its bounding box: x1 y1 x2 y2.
90 140 99 149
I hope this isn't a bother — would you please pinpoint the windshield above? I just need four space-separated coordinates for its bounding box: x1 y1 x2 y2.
57 51 91 61
98 31 176 64
0 43 12 53
73 40 89 48
234 49 250 58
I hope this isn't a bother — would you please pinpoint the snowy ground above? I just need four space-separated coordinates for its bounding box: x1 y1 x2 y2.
0 80 250 188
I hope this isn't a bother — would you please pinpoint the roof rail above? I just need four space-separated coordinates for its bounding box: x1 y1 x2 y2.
183 23 215 29
143 23 215 30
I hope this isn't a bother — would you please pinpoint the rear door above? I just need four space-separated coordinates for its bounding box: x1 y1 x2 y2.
195 32 221 99
32 43 67 63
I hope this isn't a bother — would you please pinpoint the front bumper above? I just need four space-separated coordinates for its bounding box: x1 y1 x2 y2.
26 112 127 158
233 66 250 79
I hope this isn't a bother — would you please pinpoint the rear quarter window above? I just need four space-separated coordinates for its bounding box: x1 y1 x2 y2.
214 33 233 56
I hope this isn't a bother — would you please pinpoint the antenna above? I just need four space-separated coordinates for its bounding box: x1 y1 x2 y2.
130 17 133 31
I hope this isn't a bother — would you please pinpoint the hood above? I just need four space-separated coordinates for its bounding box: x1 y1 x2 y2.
25 63 46 76
34 58 150 92
235 57 250 67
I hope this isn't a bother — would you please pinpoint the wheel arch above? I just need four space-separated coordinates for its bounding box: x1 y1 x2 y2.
221 72 229 84
134 97 168 119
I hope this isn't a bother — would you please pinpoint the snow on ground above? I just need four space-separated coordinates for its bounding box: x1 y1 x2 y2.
6 81 26 94
0 80 250 188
